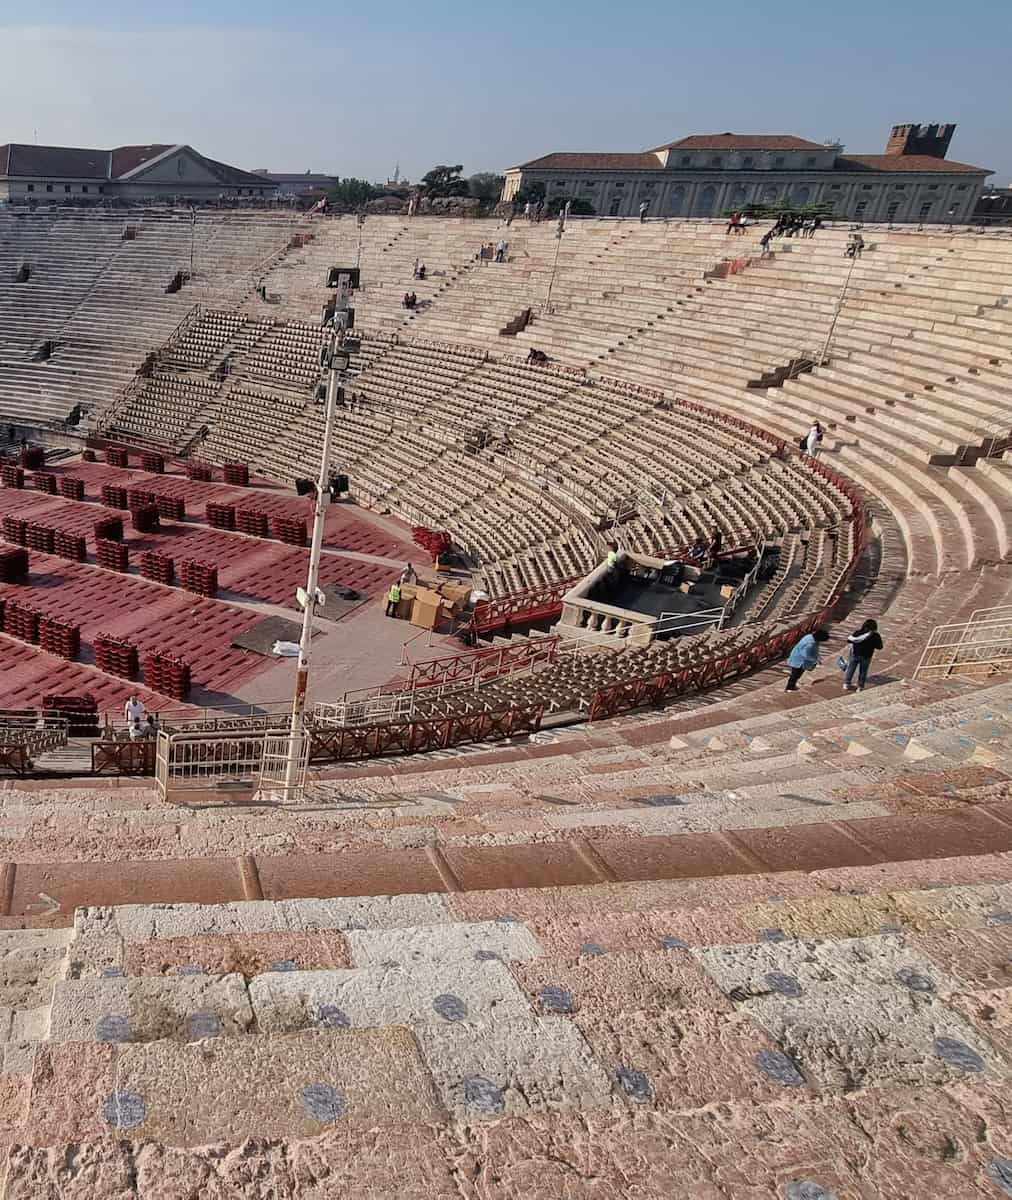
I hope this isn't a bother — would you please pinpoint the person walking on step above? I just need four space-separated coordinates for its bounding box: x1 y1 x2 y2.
385 579 402 618
785 627 830 692
495 238 507 263
805 420 824 457
844 619 883 691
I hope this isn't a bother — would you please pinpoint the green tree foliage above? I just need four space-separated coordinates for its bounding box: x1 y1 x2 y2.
467 173 506 209
421 165 470 197
327 177 379 210
546 195 595 216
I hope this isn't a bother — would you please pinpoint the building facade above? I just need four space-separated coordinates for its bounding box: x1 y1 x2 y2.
0 143 279 205
503 124 991 223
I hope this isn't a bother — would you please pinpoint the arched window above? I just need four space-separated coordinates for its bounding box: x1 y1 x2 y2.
792 185 811 206
696 185 717 215
729 186 748 208
760 184 779 205
669 186 685 215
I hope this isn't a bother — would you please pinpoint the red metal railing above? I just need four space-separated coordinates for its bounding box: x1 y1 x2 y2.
308 702 544 762
588 476 867 722
469 576 583 636
405 637 560 690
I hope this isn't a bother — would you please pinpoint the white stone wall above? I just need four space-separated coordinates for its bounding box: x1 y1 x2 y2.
504 167 985 223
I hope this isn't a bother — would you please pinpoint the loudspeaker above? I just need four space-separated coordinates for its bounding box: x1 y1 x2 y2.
331 473 349 495
295 478 315 496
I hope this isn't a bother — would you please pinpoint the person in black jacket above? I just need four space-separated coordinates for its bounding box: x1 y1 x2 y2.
844 618 883 691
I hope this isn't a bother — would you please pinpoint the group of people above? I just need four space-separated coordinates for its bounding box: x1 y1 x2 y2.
402 291 418 309
478 239 507 263
845 232 866 258
786 620 883 693
412 260 427 280
688 526 724 567
522 200 545 222
725 212 750 235
123 695 158 740
526 347 549 366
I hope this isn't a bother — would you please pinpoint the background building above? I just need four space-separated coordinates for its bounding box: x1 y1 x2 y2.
0 143 279 204
503 124 991 222
252 170 337 198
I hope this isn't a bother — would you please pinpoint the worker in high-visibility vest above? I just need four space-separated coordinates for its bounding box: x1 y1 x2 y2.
385 580 402 618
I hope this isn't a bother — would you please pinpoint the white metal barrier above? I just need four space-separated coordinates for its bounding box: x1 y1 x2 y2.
155 727 274 800
914 605 1012 681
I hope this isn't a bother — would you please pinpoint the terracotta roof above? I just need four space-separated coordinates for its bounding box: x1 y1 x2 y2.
514 152 663 171
836 154 991 175
650 133 828 152
111 145 173 178
0 144 110 179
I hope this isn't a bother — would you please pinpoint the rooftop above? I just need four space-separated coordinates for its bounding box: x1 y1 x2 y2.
651 132 830 152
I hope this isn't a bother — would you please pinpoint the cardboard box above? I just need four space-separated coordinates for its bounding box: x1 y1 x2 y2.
719 584 736 599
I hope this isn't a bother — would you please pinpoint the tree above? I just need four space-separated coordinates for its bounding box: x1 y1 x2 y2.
421 165 470 198
546 195 595 216
514 181 546 207
327 178 379 210
467 173 505 209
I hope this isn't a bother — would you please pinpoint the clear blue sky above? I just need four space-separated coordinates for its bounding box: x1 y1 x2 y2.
0 1 1007 185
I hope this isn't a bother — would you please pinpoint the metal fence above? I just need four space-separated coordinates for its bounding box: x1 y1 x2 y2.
914 606 1012 681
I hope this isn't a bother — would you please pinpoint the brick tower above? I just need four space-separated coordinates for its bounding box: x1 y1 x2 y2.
885 123 956 159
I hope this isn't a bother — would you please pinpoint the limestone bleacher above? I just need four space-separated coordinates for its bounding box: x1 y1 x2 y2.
0 210 301 427
2 670 1012 1191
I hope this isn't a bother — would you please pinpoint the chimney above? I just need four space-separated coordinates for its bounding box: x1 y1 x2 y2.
884 123 955 159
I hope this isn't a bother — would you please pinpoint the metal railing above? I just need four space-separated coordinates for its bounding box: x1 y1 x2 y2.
914 606 1012 680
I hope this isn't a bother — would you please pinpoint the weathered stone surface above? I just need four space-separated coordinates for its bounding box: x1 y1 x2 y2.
575 1008 815 1109
344 920 543 968
748 985 1007 1092
911 927 1012 990
696 933 956 1000
250 959 531 1033
416 1016 612 1119
48 974 253 1043
512 949 733 1018
289 1124 462 1199
2 1141 139 1200
124 930 351 977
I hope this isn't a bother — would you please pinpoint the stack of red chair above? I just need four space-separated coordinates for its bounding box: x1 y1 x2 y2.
155 495 185 521
1 465 24 489
101 483 128 510
94 515 123 542
59 476 85 501
223 462 249 487
96 538 129 572
20 447 45 470
106 447 130 468
140 451 165 474
128 487 157 510
412 527 452 558
140 551 175 584
145 652 191 700
5 602 40 643
26 523 55 553
43 693 99 736
206 502 236 530
54 531 87 562
0 548 28 582
2 516 26 545
187 461 213 482
272 516 307 546
32 472 57 495
95 634 138 679
131 504 160 534
237 508 269 538
180 559 218 597
81 449 96 463
39 616 80 661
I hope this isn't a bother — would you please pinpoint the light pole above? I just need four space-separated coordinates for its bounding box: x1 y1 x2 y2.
275 271 356 799
543 203 568 314
818 244 859 366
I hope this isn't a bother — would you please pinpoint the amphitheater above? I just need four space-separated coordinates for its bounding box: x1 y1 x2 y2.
0 205 1011 1197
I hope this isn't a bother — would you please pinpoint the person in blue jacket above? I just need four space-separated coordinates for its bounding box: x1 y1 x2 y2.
785 627 830 692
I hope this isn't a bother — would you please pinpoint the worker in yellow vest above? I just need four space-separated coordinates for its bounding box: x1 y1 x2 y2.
385 580 402 618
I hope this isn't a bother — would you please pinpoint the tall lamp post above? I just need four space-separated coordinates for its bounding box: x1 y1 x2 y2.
274 269 357 800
